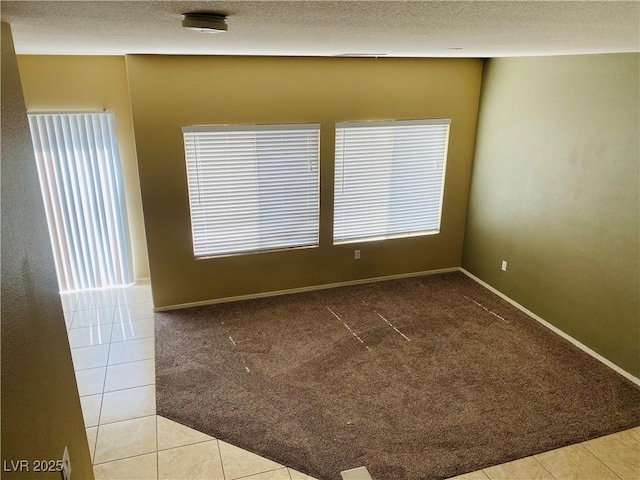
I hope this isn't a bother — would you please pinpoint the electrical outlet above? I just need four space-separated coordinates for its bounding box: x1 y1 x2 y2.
501 260 507 272
354 249 361 260
62 446 71 480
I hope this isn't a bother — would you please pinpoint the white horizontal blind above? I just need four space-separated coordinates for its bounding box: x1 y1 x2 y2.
28 112 133 292
182 124 320 257
334 119 450 244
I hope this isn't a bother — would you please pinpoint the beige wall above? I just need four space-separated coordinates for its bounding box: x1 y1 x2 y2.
1 24 94 479
126 55 483 307
17 55 150 281
463 54 640 377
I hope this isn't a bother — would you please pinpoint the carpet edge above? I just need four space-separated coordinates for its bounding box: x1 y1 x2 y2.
460 267 640 387
154 267 460 312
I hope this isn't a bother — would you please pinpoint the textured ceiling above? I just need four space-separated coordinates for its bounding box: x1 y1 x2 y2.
2 1 639 57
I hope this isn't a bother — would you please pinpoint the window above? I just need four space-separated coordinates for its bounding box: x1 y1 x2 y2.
28 112 133 291
182 124 320 258
333 119 450 244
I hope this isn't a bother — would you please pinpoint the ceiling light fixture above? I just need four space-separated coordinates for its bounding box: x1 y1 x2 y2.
182 12 228 33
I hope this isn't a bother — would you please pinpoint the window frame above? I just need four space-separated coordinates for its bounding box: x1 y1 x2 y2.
332 118 451 245
182 122 321 259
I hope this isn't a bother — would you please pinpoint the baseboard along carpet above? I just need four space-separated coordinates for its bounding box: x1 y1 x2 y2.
155 272 640 480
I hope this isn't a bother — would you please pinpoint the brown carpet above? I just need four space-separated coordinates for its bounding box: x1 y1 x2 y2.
155 272 640 480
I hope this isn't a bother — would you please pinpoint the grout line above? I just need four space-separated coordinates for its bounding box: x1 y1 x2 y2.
92 448 158 467
86 427 97 464
156 438 218 452
577 442 622 480
67 310 76 330
156 436 216 453
234 467 290 479
96 357 155 389
95 384 157 425
73 356 110 373
217 439 228 480
96 317 115 437
156 415 160 480
531 456 558 480
101 379 156 395
580 442 625 480
625 428 640 445
108 331 155 345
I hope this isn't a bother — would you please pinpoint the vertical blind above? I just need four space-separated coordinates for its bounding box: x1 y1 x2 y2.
334 119 451 244
28 112 133 292
182 124 320 257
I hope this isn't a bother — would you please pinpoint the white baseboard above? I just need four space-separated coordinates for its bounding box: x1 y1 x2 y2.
135 277 151 285
154 267 459 312
459 268 640 387
154 266 639 386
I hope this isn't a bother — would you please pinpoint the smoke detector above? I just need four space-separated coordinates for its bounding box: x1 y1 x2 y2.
182 12 228 33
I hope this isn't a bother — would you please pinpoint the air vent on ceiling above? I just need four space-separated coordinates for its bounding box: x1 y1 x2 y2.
335 53 387 58
182 12 228 33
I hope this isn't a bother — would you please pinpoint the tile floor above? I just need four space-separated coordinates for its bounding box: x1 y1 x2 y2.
62 284 640 480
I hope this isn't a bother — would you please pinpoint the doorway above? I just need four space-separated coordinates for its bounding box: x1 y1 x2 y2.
28 112 133 292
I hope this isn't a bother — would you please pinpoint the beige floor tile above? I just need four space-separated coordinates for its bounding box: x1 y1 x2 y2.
583 430 640 480
64 312 74 330
535 444 619 480
86 427 98 462
60 293 79 312
116 301 155 319
92 288 128 308
446 471 490 480
108 337 155 365
75 366 106 396
104 359 155 392
288 468 319 480
111 319 155 343
64 287 637 480
94 415 157 464
483 456 553 480
80 394 102 428
626 426 640 443
124 288 153 306
157 415 214 451
100 385 156 425
72 306 116 328
75 291 102 310
68 323 113 348
239 467 292 479
341 466 373 480
218 441 284 480
76 290 126 310
94 452 158 480
158 440 224 480
72 344 110 370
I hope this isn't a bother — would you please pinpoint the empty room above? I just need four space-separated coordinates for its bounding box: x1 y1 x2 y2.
1 1 639 480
